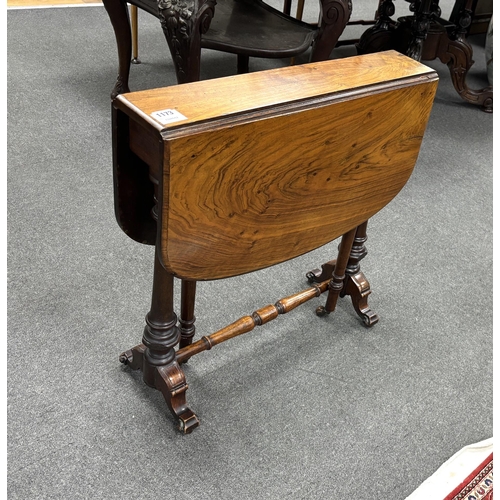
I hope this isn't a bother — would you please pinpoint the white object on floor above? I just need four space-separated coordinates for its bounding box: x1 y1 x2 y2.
405 437 493 500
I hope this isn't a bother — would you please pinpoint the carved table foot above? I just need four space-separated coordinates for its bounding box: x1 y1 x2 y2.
340 270 378 326
156 362 200 433
120 346 199 433
119 343 146 370
310 266 378 325
306 260 336 284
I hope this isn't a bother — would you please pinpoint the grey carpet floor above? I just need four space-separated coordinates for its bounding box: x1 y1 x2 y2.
7 2 492 499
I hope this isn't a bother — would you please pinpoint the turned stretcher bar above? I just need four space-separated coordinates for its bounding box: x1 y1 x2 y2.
111 51 438 432
119 277 331 367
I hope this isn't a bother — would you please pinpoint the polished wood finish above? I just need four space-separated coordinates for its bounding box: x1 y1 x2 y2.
113 52 438 432
316 227 357 317
118 50 434 128
176 278 331 364
179 280 196 349
116 52 438 280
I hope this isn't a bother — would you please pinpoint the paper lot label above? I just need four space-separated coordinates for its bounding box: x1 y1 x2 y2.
151 109 188 125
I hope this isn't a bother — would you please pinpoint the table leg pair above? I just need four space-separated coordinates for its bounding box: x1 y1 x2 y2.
119 222 376 433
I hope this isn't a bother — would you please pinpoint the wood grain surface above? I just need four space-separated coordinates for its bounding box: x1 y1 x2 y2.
118 51 436 132
161 79 437 279
115 51 438 280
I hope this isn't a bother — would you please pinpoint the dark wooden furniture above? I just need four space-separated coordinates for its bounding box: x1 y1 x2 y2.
102 0 352 97
356 0 493 112
103 0 354 360
111 51 438 433
462 0 492 35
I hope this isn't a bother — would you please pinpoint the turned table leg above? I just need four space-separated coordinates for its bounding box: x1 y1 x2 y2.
179 280 196 349
316 227 357 316
340 221 379 326
119 249 200 433
307 222 378 325
146 156 198 353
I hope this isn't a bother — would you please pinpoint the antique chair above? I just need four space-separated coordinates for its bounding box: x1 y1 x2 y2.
103 0 353 97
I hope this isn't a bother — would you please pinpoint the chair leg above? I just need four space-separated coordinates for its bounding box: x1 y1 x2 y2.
157 0 217 84
296 0 305 20
102 0 132 98
130 5 141 64
289 0 305 65
283 0 292 16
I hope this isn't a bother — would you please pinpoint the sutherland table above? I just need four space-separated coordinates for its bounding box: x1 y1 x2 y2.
111 50 438 433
